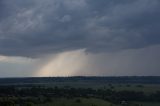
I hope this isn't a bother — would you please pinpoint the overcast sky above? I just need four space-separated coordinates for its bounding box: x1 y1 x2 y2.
0 0 160 77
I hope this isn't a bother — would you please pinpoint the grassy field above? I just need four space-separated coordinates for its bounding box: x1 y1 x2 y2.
40 82 160 94
132 102 160 106
36 98 160 106
38 98 112 106
110 84 160 94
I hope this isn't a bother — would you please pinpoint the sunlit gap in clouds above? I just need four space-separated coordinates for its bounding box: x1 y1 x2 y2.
35 49 89 77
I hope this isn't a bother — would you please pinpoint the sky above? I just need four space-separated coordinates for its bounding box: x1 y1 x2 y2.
0 0 160 77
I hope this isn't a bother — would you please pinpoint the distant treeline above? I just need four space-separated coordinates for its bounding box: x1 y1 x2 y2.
0 76 160 85
0 86 160 104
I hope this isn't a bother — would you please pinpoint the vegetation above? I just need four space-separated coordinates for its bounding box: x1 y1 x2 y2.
0 85 160 105
0 77 160 106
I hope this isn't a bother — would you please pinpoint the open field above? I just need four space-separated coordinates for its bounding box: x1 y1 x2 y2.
36 98 112 106
38 98 160 106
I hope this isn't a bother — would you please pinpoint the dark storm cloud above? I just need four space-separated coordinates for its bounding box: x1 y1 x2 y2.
0 0 160 57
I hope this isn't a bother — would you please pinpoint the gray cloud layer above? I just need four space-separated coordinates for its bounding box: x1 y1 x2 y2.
0 0 160 57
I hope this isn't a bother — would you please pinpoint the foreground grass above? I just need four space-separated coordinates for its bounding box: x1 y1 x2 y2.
38 98 113 106
1 97 160 106
36 98 160 106
131 102 160 106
